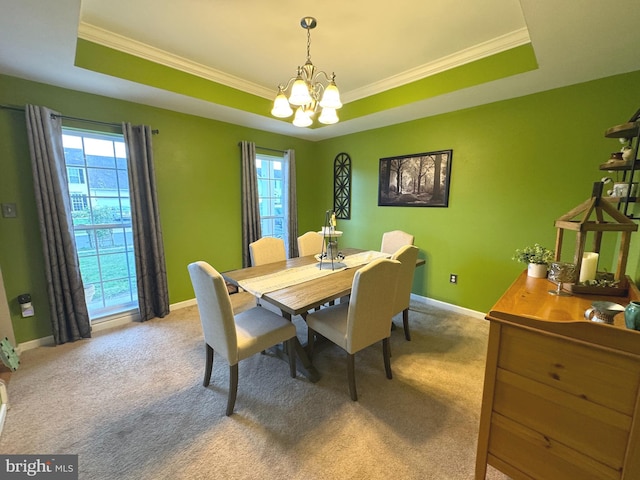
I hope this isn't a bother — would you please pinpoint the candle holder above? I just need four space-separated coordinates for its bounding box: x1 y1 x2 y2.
548 262 577 296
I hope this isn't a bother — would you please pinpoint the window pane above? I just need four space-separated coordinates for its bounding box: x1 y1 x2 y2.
75 229 95 249
117 169 130 194
99 252 128 281
63 128 138 321
87 168 119 196
261 218 273 236
257 178 269 196
255 153 288 252
78 255 100 284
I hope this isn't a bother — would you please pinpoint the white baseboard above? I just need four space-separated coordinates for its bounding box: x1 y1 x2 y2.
170 298 197 310
410 293 486 320
16 335 54 353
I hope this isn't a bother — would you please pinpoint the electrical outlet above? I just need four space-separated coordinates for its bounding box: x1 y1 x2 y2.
449 273 458 284
1 203 17 218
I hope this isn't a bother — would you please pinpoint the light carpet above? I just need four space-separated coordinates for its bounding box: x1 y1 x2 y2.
0 294 509 480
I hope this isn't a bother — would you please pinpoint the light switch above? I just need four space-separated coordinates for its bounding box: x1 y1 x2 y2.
1 203 17 218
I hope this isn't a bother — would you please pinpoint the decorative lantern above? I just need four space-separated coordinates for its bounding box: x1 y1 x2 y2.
553 182 637 295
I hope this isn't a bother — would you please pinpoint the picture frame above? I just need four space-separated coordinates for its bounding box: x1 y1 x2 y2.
378 149 453 207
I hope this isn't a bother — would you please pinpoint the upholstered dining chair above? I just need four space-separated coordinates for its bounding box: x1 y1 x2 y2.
297 231 324 257
248 237 287 313
305 258 401 401
188 261 297 416
380 230 415 255
390 245 419 341
249 237 286 266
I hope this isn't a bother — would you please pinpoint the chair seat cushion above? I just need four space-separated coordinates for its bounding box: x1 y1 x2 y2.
306 303 350 351
234 307 297 361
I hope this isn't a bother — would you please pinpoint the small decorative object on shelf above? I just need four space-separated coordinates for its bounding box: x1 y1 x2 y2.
600 111 640 218
554 182 638 296
512 243 554 278
548 262 576 296
624 301 640 330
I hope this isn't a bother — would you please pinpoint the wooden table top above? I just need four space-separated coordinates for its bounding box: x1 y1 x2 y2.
224 248 425 317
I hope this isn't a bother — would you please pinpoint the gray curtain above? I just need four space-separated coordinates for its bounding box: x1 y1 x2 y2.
123 123 170 321
240 141 261 268
25 105 91 345
285 149 298 258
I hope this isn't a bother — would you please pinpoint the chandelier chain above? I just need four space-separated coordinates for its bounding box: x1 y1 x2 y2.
306 27 312 64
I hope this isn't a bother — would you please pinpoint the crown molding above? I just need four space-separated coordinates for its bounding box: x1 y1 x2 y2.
78 22 530 106
77 22 275 99
342 27 531 103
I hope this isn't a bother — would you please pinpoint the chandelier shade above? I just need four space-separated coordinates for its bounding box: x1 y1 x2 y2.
319 82 342 109
271 17 342 128
318 107 338 125
293 107 313 127
271 88 293 118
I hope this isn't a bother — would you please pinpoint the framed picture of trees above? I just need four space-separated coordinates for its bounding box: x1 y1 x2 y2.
378 149 453 207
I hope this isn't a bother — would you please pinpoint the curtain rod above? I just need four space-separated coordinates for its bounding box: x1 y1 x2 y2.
1 104 159 134
237 142 285 154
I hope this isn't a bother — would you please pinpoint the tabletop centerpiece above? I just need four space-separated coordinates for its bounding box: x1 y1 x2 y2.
318 210 345 270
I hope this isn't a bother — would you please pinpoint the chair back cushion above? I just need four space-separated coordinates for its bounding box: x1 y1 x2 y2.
347 258 400 353
380 230 414 255
297 231 324 257
188 261 237 362
249 237 286 266
390 245 419 315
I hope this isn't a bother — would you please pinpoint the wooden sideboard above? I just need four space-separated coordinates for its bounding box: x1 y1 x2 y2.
476 272 640 480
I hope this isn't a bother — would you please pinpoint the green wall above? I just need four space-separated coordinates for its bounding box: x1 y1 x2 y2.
0 74 319 343
2 70 640 344
315 70 640 311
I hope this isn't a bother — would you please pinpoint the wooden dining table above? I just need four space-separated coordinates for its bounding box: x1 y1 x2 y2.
222 248 366 382
223 248 425 382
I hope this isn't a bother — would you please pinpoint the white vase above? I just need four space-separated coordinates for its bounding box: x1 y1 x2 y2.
528 263 548 278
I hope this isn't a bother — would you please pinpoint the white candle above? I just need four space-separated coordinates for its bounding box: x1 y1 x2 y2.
579 252 599 282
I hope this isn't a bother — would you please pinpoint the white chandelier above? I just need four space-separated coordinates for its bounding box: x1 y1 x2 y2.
271 17 343 128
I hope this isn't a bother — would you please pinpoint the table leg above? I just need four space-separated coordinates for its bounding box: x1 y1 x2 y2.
280 311 321 383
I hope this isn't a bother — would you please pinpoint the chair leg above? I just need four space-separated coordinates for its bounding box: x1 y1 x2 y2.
287 338 297 378
347 353 358 401
403 308 411 341
203 343 214 387
383 338 392 379
226 363 239 416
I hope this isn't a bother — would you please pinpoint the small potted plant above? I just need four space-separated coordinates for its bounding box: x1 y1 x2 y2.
512 243 555 278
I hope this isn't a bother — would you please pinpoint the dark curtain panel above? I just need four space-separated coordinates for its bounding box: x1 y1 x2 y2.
25 105 91 345
240 141 261 268
123 123 170 321
285 149 298 258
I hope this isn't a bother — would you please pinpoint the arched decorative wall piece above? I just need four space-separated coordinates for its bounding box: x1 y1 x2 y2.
333 152 351 219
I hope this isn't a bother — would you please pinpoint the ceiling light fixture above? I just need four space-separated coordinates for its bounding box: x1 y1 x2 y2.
271 17 342 128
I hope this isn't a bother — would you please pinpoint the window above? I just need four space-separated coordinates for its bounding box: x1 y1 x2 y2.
62 129 137 321
256 153 288 251
70 193 88 211
67 167 85 184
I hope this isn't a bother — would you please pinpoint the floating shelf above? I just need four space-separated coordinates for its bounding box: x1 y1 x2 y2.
604 122 640 139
